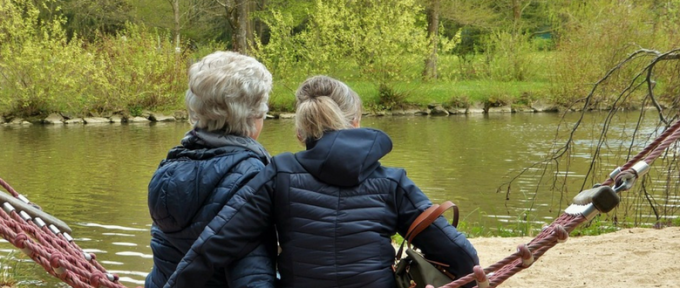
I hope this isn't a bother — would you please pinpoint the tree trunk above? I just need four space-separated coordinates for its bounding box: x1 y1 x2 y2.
512 0 521 36
257 0 267 44
423 0 440 80
235 0 248 54
172 0 180 49
246 0 257 51
512 0 521 21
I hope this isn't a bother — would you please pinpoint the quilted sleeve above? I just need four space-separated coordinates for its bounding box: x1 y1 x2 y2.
163 163 278 288
395 170 479 287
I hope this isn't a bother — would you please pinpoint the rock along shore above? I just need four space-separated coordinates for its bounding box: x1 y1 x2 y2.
0 100 666 126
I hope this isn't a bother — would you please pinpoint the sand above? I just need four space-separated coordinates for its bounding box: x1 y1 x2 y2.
467 227 680 288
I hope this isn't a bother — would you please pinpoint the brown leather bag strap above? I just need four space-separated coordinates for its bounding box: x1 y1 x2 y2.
405 204 439 240
395 201 459 260
407 201 458 243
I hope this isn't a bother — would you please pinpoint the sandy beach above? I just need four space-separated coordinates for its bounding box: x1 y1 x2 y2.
468 227 680 288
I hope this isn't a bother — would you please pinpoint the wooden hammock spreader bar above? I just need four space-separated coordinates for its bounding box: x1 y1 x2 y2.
0 178 127 288
438 119 680 288
0 188 72 234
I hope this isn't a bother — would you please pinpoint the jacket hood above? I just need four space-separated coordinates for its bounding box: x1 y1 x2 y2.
148 135 268 233
295 128 392 187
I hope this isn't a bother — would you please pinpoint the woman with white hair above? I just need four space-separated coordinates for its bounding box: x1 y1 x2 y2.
145 51 276 288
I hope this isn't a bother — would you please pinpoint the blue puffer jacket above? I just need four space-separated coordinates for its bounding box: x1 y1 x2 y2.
164 128 479 288
145 132 276 288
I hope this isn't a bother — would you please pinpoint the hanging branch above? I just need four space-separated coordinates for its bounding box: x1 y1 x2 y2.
499 48 680 223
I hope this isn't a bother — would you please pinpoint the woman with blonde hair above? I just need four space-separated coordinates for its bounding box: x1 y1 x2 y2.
146 51 276 288
164 75 479 288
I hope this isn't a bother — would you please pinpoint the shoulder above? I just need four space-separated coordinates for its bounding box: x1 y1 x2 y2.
235 151 268 169
270 152 302 173
212 152 267 189
367 165 407 183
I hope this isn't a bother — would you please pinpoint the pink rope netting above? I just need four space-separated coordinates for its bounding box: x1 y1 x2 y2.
0 178 127 288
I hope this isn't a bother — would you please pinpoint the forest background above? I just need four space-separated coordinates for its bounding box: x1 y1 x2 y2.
1 0 679 118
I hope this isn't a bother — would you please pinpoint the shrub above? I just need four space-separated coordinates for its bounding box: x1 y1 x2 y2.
0 0 187 117
376 83 408 111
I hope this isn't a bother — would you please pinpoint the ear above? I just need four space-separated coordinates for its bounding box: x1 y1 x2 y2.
351 118 361 128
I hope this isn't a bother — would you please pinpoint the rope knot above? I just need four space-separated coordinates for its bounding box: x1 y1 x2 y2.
49 253 63 268
14 233 34 257
49 253 66 275
89 272 106 287
518 244 534 267
553 225 569 243
14 233 28 249
473 265 489 288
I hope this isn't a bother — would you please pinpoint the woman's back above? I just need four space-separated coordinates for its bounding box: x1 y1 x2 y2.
146 50 276 288
146 140 274 288
272 129 397 287
270 128 477 288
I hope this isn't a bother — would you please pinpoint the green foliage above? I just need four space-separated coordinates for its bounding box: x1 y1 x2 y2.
460 215 620 238
485 94 512 108
672 217 680 227
251 10 307 83
269 82 297 112
457 218 543 238
91 24 187 115
0 0 187 117
0 251 29 287
4 0 680 117
375 83 409 111
0 0 77 115
548 0 680 107
480 30 539 82
0 253 18 287
267 79 548 112
314 0 428 83
254 0 315 26
254 0 429 84
444 95 470 109
60 0 134 40
571 215 620 237
391 233 405 245
515 91 535 106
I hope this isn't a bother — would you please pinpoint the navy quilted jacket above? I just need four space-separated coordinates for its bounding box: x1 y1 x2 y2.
145 134 276 288
164 128 479 288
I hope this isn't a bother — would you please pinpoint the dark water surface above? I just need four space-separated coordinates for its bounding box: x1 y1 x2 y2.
0 112 672 286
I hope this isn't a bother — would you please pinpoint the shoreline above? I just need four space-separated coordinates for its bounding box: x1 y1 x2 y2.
0 104 668 126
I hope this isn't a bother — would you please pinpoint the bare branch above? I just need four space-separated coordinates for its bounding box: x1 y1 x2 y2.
500 48 680 224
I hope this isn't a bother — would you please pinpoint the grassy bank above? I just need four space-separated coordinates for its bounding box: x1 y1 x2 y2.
268 80 551 113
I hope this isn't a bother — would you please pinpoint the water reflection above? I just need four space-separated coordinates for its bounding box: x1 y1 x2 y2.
0 112 675 285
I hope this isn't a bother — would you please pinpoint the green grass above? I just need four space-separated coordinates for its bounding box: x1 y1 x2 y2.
389 218 621 245
265 51 557 112
0 252 22 287
391 80 550 105
388 211 624 244
269 79 551 112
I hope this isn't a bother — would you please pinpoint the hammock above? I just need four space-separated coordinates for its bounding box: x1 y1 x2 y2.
0 177 127 288
0 121 678 288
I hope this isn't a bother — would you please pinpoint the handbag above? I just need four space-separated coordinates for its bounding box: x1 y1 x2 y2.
394 201 460 288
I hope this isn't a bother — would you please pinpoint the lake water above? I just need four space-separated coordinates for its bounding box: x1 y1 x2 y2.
0 112 676 286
